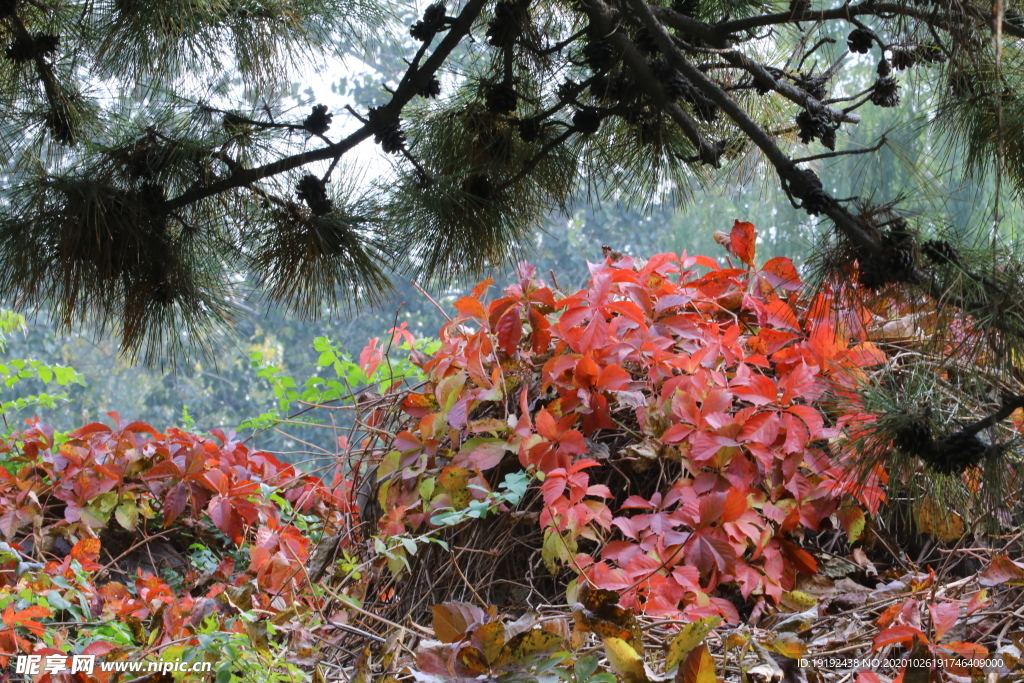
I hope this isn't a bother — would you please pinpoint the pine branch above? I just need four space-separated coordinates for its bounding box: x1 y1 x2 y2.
954 393 1024 439
164 0 489 213
720 51 861 125
715 2 1024 40
622 0 884 256
581 0 722 166
792 135 887 163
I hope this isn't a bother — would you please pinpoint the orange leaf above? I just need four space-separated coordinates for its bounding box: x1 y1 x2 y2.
729 220 756 267
70 538 101 563
455 296 486 319
760 257 801 290
677 642 715 683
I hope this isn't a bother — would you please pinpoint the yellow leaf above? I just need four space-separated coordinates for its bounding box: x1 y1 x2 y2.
725 632 748 650
474 621 506 665
666 617 721 671
914 498 964 542
494 629 564 669
603 637 649 683
771 633 807 659
780 590 818 612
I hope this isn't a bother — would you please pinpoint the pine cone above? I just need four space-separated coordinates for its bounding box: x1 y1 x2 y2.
922 239 959 265
929 432 989 475
859 222 918 288
692 97 719 122
894 420 933 456
518 116 544 142
296 175 333 216
572 107 604 134
589 74 612 101
662 73 693 101
583 39 617 73
369 107 406 154
847 28 874 54
891 48 916 70
869 76 900 107
673 0 699 16
649 56 673 80
634 27 660 54
487 0 528 48
794 73 828 100
303 104 333 135
796 109 837 149
557 79 578 102
410 3 446 41
608 75 637 103
790 169 829 215
484 82 518 114
789 0 810 14
5 33 59 62
137 182 166 213
462 173 493 206
419 76 441 98
877 59 891 77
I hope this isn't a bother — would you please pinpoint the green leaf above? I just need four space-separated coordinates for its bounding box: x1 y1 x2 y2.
575 654 600 682
115 500 139 530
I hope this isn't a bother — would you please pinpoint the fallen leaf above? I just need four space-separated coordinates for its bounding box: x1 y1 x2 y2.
677 642 715 683
666 617 721 671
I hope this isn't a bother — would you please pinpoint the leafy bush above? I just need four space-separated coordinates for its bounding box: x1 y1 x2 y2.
0 417 354 679
374 221 886 621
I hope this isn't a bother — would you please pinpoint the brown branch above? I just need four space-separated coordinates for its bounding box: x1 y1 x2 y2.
792 135 887 163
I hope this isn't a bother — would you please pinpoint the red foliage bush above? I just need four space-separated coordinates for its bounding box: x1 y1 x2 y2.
0 416 353 670
378 221 887 621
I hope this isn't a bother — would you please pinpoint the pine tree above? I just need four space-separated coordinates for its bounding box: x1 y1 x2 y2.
2 0 1024 513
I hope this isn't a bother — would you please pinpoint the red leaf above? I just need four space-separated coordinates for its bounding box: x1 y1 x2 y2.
731 374 777 406
764 298 800 331
929 602 959 642
760 257 802 290
729 220 756 267
496 304 523 355
161 482 190 527
738 411 779 445
359 337 384 376
873 625 928 650
471 277 495 300
208 496 244 544
979 555 1024 586
687 533 735 576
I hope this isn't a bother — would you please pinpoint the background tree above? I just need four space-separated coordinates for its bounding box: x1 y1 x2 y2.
2 0 1024 496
